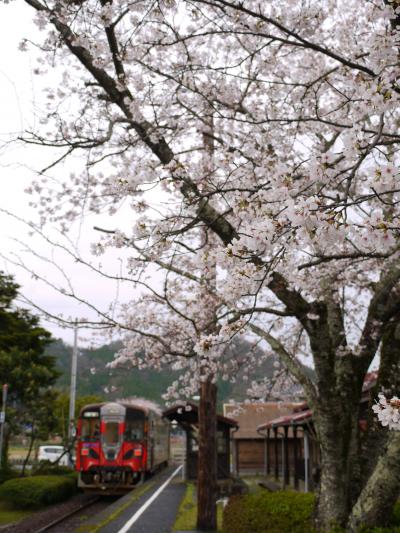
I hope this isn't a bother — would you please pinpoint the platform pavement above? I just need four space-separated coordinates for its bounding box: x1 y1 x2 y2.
76 465 186 533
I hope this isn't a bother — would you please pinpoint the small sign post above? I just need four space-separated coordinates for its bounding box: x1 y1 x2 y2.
0 384 8 469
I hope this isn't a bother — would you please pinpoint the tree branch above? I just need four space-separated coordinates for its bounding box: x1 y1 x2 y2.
248 323 317 405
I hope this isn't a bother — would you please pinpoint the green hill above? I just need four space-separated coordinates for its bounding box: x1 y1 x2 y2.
46 338 313 407
47 338 175 403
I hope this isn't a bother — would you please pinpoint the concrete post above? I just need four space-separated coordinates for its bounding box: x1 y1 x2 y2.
0 384 8 468
68 323 78 441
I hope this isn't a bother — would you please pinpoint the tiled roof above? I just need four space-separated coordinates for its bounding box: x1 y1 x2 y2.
257 409 313 431
258 372 379 431
223 402 304 439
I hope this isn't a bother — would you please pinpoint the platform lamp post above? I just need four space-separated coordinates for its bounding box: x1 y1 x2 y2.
0 384 8 468
68 322 79 443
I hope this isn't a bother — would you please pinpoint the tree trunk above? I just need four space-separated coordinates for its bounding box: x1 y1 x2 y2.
360 319 400 486
347 317 400 530
313 394 362 531
315 432 349 529
312 367 400 533
21 431 35 477
348 430 400 531
1 425 9 470
197 378 218 531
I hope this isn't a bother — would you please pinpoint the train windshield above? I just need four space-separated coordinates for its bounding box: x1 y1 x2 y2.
81 419 100 442
104 422 120 445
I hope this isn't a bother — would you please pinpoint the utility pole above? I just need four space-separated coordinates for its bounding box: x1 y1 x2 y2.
68 322 78 442
197 114 218 532
0 384 8 468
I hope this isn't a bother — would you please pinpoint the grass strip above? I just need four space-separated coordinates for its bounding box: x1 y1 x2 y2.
0 501 33 525
173 483 223 532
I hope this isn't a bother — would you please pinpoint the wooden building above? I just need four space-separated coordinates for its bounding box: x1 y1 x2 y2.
163 403 238 480
223 402 303 475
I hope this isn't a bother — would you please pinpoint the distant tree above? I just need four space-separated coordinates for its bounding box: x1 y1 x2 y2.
54 392 104 444
18 389 59 476
0 272 59 467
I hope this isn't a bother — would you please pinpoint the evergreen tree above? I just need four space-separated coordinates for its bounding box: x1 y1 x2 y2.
0 272 59 467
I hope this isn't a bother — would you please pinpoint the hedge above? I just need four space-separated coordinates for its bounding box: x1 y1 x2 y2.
0 475 77 509
0 467 18 485
223 491 316 533
222 492 400 533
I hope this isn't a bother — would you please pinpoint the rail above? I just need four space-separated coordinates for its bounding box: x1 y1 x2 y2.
33 496 101 533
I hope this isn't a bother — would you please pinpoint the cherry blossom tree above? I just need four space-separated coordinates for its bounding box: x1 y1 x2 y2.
9 0 400 530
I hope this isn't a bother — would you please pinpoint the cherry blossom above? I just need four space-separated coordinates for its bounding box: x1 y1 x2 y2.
372 394 400 430
9 0 400 529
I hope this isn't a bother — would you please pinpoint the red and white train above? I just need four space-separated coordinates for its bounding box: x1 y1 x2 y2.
75 401 170 492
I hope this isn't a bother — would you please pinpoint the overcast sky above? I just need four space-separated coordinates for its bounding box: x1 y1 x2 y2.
0 4 138 348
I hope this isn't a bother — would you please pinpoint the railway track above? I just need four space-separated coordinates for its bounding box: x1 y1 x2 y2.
3 494 121 533
33 495 102 533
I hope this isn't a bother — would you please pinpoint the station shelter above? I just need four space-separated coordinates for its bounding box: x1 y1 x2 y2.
256 371 379 491
257 404 318 491
163 403 238 480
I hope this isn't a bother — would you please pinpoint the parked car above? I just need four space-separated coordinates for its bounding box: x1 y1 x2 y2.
37 445 70 466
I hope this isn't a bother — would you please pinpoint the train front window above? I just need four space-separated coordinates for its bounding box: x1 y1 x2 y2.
104 422 119 445
81 420 100 442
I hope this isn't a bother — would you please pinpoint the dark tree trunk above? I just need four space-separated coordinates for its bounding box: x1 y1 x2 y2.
315 421 349 529
21 431 35 477
349 430 400 531
312 364 364 530
360 319 400 486
312 359 400 533
348 318 400 531
197 378 217 531
1 425 9 470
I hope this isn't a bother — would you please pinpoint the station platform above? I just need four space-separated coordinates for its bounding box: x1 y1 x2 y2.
77 465 185 533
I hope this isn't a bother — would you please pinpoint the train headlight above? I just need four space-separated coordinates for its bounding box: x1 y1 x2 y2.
81 449 89 456
134 447 142 457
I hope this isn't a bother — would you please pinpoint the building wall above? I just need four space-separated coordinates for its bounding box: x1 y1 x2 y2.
236 439 265 473
233 436 317 479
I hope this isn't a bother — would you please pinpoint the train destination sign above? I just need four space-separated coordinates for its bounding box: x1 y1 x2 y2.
83 411 99 418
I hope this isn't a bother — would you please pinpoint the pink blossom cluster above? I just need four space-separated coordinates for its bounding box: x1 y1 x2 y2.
372 394 400 430
11 0 400 408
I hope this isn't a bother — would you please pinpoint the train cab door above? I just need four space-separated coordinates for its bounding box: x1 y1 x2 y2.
100 403 126 464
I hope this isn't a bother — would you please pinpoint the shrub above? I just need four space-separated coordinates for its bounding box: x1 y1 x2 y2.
0 467 19 485
222 492 400 533
0 475 77 509
222 491 316 533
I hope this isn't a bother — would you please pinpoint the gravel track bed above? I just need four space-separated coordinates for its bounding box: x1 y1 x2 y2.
43 497 118 533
